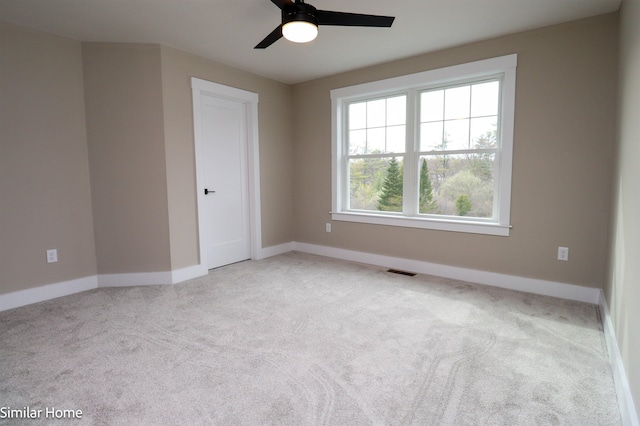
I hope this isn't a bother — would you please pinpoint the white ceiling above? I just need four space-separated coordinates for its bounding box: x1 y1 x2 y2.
0 0 621 84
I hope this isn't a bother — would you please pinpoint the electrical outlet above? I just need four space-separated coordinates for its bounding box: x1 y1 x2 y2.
557 247 569 261
326 223 332 233
46 249 58 263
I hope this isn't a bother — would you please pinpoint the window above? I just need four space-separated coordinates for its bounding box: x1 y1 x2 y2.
331 55 517 236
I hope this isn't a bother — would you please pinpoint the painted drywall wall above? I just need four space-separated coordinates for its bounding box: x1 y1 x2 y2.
291 14 618 289
1 26 294 285
0 23 97 294
82 43 172 274
160 46 294 270
608 0 640 413
0 14 619 296
83 43 293 274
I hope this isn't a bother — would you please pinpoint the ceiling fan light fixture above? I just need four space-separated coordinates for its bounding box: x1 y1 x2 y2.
282 20 318 43
255 0 394 49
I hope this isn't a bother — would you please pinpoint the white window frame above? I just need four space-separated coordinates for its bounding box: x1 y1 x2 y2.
331 54 517 236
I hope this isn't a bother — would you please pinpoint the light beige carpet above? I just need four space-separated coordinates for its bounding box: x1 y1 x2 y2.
0 252 622 425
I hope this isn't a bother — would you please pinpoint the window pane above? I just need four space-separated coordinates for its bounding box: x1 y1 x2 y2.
366 128 385 153
348 129 366 155
349 157 403 212
386 125 406 153
421 90 444 122
386 96 406 126
349 102 366 130
443 118 470 150
420 153 495 218
420 121 444 151
350 95 410 155
470 117 498 149
444 86 470 120
367 99 386 128
471 81 500 118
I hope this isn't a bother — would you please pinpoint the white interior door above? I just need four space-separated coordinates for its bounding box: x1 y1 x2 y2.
201 95 251 269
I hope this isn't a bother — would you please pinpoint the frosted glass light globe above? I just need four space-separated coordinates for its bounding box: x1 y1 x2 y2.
282 21 318 43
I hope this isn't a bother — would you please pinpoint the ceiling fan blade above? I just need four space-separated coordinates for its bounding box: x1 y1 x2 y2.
316 10 395 27
270 0 293 10
255 25 284 49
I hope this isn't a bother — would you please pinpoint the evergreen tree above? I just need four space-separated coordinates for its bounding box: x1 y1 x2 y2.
377 158 403 212
349 157 389 210
455 194 472 216
419 158 437 213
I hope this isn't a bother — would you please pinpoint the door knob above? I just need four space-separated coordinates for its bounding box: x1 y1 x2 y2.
204 188 215 195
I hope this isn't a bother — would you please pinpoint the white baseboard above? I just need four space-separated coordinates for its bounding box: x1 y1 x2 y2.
171 264 208 284
0 276 98 312
292 242 601 304
599 291 639 426
257 242 295 260
1 264 210 312
3 243 602 309
98 271 173 287
97 265 209 287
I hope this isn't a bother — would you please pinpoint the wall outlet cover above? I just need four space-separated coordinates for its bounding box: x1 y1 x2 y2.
557 247 569 261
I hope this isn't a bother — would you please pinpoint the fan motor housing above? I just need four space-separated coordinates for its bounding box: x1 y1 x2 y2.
283 3 318 26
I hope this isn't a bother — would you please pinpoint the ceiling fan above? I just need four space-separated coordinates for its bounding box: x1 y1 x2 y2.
255 0 395 49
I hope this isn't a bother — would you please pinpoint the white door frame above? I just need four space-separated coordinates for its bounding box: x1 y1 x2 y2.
191 77 261 268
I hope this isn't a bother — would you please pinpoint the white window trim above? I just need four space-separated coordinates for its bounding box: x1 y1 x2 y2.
331 54 517 237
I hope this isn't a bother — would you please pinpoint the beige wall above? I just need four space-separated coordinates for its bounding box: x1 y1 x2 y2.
1 26 294 291
608 0 640 412
82 43 293 274
292 14 619 289
160 46 294 269
0 15 619 293
0 23 97 294
82 43 172 274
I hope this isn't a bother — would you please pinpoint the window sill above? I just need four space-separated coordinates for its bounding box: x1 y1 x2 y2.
331 211 511 236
